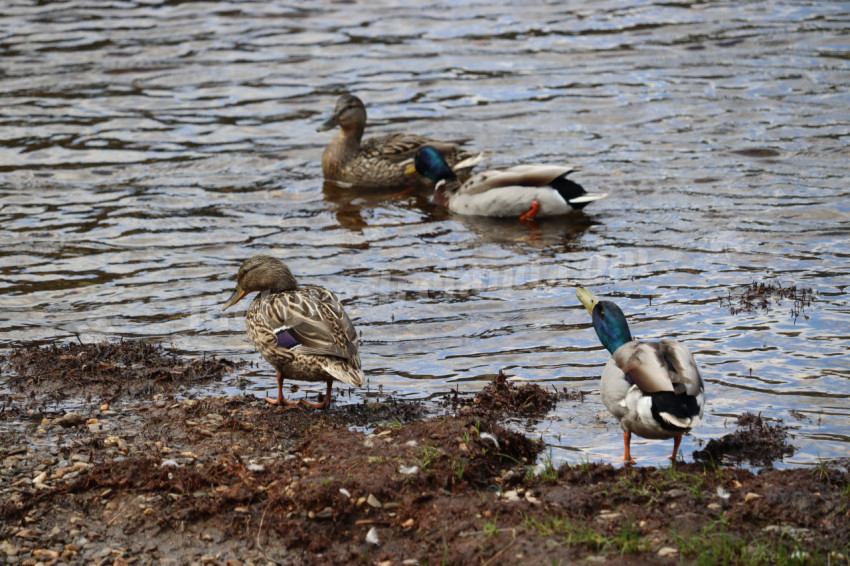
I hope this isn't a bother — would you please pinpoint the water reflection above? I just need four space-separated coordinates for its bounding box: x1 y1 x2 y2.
321 180 436 232
456 213 596 250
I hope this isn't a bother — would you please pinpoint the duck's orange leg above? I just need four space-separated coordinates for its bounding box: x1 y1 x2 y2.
266 371 300 406
623 430 636 466
299 380 333 409
670 434 683 463
519 200 541 222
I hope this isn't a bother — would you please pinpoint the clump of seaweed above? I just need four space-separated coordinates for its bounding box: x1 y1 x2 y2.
471 370 557 417
5 339 242 400
694 412 796 469
724 281 814 322
441 370 579 420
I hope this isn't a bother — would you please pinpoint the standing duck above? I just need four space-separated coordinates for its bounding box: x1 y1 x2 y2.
407 145 607 221
317 94 482 190
576 287 705 464
222 255 364 408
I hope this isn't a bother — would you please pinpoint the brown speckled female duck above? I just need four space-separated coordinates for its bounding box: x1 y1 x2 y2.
317 94 483 190
222 255 364 408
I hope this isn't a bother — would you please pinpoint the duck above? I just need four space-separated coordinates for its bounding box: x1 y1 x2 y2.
222 255 364 408
576 287 705 464
317 94 483 190
406 145 607 221
406 145 608 222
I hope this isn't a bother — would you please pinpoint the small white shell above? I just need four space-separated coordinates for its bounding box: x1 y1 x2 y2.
480 432 499 449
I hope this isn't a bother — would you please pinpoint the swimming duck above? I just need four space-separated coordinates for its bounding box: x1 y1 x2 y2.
222 255 364 408
317 94 483 190
576 287 705 464
406 146 607 221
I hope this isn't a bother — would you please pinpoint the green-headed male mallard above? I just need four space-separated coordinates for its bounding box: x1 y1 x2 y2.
406 146 607 221
576 287 705 464
317 94 483 190
222 255 364 408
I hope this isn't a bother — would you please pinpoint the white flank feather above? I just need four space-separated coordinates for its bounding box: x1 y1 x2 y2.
451 186 571 217
634 395 656 425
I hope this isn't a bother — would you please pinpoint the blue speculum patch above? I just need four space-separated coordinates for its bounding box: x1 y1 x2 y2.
276 329 299 349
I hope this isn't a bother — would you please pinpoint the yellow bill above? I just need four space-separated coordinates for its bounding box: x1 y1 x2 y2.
576 287 599 315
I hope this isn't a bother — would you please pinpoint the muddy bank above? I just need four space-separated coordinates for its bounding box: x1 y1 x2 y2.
1 341 848 565
5 340 241 402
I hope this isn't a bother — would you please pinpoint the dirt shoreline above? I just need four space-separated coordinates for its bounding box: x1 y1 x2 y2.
1 341 848 565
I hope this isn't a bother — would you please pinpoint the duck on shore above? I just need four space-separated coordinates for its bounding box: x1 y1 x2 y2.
222 255 364 408
576 287 705 463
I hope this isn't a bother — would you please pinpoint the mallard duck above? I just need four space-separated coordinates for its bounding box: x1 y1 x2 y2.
576 287 705 464
406 145 607 221
222 255 364 408
317 94 483 190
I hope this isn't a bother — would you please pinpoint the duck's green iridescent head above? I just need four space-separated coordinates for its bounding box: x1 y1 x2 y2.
576 287 633 354
407 145 458 184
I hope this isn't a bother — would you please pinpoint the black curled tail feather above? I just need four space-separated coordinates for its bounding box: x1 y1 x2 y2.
649 392 701 433
551 173 589 210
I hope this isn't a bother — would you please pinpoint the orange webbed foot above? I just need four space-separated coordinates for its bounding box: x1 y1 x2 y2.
299 396 331 409
519 200 541 222
266 395 300 407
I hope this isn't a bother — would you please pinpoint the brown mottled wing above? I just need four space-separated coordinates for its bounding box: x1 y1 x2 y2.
261 286 359 362
612 340 703 396
360 133 431 164
362 133 472 166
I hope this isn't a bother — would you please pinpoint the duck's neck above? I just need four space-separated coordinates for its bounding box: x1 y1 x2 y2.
592 301 633 354
322 126 364 177
339 122 365 146
433 179 457 207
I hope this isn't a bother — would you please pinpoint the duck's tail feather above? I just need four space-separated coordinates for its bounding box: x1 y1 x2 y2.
551 173 608 210
453 152 487 177
568 192 608 207
649 391 702 432
324 361 365 388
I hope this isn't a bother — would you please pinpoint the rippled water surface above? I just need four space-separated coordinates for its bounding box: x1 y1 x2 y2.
2 0 849 468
